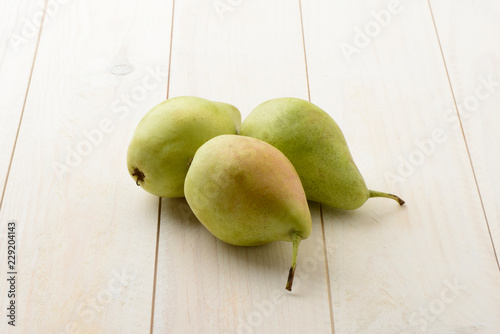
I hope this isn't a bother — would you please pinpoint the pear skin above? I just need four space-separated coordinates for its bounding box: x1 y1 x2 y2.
184 135 312 290
127 96 241 197
240 97 404 210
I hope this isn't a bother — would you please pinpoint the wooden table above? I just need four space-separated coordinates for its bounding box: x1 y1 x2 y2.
1 0 499 333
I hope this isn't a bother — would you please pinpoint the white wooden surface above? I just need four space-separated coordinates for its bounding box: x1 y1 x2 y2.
302 1 500 332
0 0 43 197
0 0 172 332
429 0 500 262
0 0 499 333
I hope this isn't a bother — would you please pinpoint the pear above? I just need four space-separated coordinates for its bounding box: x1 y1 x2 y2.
127 96 241 197
184 135 312 291
240 97 404 210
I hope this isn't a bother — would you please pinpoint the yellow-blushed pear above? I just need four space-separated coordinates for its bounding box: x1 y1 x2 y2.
240 97 404 210
184 135 312 291
127 96 241 197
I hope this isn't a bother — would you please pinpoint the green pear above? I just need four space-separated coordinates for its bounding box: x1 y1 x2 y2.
127 96 241 197
184 135 311 291
240 97 404 210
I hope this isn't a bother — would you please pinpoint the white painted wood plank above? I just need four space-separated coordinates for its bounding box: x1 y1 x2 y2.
429 0 500 262
0 0 172 332
167 0 310 118
156 200 331 333
153 1 332 333
0 0 42 197
302 0 500 333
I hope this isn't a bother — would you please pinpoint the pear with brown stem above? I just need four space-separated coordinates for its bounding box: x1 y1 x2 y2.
127 96 241 197
184 135 312 291
240 97 405 210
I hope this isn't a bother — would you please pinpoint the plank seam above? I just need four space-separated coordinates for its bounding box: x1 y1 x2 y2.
150 1 176 332
166 0 176 102
298 0 311 102
150 197 163 334
320 204 335 334
426 0 500 271
299 0 334 331
0 0 49 213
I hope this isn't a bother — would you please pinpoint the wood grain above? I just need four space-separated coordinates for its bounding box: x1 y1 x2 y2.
0 0 172 332
153 1 332 333
301 0 500 332
429 0 500 264
0 0 43 201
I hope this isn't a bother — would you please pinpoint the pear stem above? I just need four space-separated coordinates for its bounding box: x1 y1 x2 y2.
285 234 301 291
369 190 405 205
